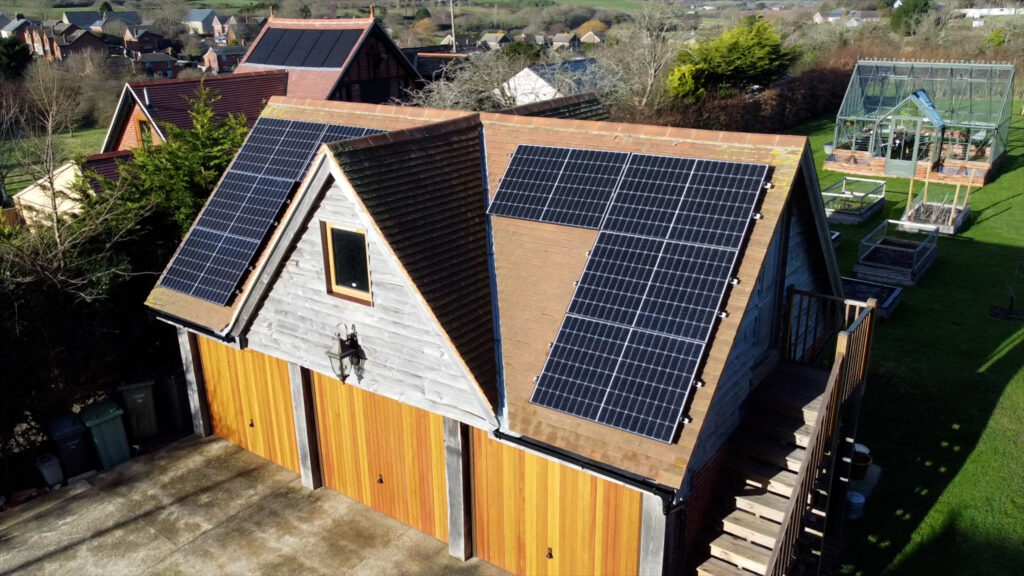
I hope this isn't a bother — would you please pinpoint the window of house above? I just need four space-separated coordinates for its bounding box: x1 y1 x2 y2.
322 222 371 303
137 119 153 147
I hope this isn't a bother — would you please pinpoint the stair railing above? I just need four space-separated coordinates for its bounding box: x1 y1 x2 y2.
767 301 876 575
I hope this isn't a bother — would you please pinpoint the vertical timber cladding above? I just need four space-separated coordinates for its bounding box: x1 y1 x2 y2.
311 371 449 542
195 336 300 474
471 429 643 575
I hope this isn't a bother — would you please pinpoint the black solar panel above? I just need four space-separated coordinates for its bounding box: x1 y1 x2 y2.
507 145 769 443
245 28 365 68
159 117 383 305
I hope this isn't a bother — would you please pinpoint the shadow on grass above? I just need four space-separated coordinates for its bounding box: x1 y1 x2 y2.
831 235 1024 575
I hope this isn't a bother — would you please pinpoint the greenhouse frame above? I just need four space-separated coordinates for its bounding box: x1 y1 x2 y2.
825 60 1015 185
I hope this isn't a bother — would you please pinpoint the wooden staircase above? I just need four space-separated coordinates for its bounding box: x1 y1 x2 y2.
696 363 830 576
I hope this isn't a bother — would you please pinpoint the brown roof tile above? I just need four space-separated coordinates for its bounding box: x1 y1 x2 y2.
477 113 810 488
128 70 288 133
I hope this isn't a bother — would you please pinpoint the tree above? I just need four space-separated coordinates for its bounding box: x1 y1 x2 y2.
0 84 24 205
576 19 608 36
592 3 680 118
0 65 156 487
666 16 798 103
99 1 113 16
414 7 431 20
0 36 32 82
413 17 437 38
121 82 249 236
890 0 930 35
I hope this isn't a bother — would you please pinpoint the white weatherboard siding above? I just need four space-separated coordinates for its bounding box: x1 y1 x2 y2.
503 68 561 105
246 175 497 430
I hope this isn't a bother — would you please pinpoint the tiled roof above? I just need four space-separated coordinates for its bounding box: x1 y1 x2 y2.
139 52 176 62
498 92 609 121
62 10 100 28
0 14 10 29
209 45 247 56
128 70 288 132
234 17 384 100
82 149 133 191
2 19 30 32
478 113 836 487
185 9 218 23
329 115 497 405
145 97 475 333
529 58 597 85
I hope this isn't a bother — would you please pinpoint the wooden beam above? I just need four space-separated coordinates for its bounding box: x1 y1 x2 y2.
639 491 666 576
444 417 473 561
176 328 211 437
288 363 322 490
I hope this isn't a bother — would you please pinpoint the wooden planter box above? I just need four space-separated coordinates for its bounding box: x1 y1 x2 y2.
899 201 971 235
841 276 902 319
822 177 886 226
854 221 938 286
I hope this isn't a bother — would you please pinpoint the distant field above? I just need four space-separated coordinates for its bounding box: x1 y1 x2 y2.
5 127 109 195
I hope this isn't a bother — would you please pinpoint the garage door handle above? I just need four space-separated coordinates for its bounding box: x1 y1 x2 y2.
377 474 383 484
249 419 254 428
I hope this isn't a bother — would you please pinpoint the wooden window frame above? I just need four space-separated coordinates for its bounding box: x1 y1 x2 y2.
320 221 372 305
136 118 153 147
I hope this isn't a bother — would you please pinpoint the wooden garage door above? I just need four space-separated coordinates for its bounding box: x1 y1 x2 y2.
472 428 643 576
196 336 300 474
312 371 448 541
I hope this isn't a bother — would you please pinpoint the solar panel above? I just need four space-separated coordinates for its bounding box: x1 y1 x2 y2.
245 28 364 68
159 117 383 305
512 146 769 443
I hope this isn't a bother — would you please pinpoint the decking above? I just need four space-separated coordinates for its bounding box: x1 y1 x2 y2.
696 294 877 576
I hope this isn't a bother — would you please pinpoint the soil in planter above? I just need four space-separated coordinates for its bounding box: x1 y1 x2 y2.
842 278 898 303
860 238 920 269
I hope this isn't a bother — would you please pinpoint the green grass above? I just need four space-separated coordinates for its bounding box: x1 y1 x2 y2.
6 127 108 194
791 116 1024 574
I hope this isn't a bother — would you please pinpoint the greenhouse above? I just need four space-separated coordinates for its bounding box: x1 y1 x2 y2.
825 60 1015 185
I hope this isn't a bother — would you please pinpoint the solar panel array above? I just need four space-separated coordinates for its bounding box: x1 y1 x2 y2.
245 28 364 68
488 144 768 443
160 117 383 305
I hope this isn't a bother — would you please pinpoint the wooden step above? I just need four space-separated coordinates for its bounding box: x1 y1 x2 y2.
709 533 771 575
745 414 814 448
697 556 760 576
738 436 807 473
721 508 781 548
735 488 789 523
756 388 823 424
733 457 798 497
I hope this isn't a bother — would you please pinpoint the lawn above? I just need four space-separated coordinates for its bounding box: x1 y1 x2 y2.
792 116 1024 574
6 127 109 195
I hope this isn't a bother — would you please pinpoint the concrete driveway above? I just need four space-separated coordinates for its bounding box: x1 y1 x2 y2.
0 436 509 576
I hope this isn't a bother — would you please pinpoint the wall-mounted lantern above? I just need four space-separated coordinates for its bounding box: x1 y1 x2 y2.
326 323 365 383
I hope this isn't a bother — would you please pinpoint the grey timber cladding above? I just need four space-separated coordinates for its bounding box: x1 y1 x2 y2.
246 118 497 429
330 119 497 407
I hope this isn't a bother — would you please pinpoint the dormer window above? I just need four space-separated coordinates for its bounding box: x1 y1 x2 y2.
322 222 371 304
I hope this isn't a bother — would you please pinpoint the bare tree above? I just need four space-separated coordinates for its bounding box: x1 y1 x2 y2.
19 63 82 258
0 84 25 206
404 51 536 110
593 2 681 119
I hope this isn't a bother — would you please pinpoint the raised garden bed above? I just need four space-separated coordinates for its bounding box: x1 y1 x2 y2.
841 276 903 319
854 220 939 286
899 179 973 235
822 177 886 226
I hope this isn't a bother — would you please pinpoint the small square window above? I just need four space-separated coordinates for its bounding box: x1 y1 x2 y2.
322 222 371 304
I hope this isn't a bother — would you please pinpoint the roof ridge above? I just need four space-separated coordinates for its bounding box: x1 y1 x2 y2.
127 69 287 89
330 114 481 154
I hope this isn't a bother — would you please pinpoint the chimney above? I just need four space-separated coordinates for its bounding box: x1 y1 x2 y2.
269 5 274 19
370 5 375 19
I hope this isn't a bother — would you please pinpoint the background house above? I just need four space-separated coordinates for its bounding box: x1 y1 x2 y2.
183 9 223 36
137 52 179 78
124 27 165 57
501 58 600 105
233 16 420 103
1 18 33 42
100 70 289 153
203 45 248 73
477 32 511 51
61 10 100 29
550 31 581 50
